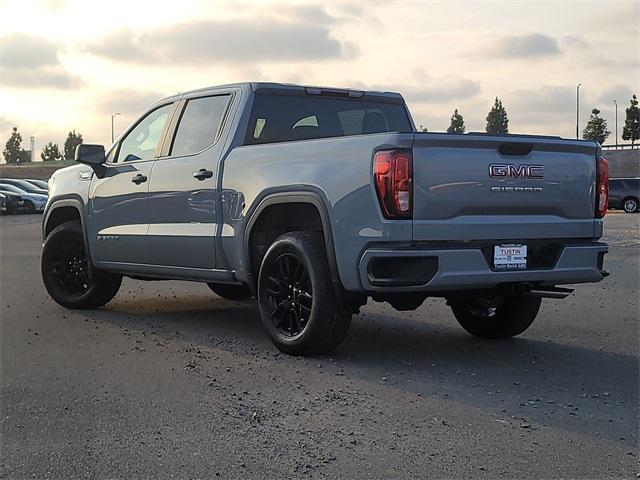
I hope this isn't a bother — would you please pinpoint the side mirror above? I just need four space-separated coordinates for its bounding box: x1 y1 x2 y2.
75 144 105 166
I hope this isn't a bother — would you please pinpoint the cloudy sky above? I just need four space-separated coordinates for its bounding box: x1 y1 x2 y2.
0 0 638 161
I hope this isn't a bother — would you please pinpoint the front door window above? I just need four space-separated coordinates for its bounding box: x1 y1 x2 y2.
116 103 173 162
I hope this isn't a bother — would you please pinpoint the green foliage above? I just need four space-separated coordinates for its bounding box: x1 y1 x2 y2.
41 142 63 162
3 127 25 164
64 130 83 160
582 108 610 144
447 109 465 134
486 97 509 135
622 94 640 147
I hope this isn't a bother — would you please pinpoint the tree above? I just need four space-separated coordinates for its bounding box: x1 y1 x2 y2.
582 108 611 144
447 109 465 134
485 97 509 135
622 94 640 148
3 127 25 164
64 130 83 160
41 142 63 162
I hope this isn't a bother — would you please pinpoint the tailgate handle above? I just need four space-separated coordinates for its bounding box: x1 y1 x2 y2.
499 143 533 156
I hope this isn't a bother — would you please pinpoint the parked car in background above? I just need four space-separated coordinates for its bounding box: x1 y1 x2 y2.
0 190 26 214
0 184 47 212
0 193 6 214
608 178 640 213
22 179 49 191
0 178 48 196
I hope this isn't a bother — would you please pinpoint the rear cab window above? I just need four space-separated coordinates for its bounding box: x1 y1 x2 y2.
245 93 412 145
170 94 231 156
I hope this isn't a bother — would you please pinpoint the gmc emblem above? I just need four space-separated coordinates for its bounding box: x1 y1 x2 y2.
489 164 544 179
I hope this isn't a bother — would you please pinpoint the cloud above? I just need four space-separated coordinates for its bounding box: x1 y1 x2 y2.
562 34 590 49
86 30 148 63
0 33 59 68
493 33 561 58
1 66 80 89
506 85 576 124
85 17 356 65
402 80 481 104
354 79 481 104
597 85 634 105
0 116 11 128
273 4 337 26
0 33 80 89
94 89 169 116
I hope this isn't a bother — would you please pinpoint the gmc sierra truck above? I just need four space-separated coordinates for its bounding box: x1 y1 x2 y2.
41 82 610 356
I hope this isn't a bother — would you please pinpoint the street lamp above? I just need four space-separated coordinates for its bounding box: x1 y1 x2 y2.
613 99 618 149
111 112 121 143
576 83 581 139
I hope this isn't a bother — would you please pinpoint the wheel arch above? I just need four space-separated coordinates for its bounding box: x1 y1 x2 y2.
43 197 93 264
243 189 341 295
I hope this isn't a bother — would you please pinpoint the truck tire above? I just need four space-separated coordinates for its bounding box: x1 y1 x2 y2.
449 295 541 338
623 197 638 213
207 283 252 300
257 231 351 356
41 221 122 309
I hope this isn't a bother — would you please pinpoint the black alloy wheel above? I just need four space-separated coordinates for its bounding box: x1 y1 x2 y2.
41 221 122 309
257 231 352 356
49 232 91 296
263 252 313 338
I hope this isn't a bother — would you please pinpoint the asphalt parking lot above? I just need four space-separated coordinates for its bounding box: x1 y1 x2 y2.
1 213 638 479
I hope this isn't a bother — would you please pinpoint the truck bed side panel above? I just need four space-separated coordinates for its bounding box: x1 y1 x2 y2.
220 133 414 291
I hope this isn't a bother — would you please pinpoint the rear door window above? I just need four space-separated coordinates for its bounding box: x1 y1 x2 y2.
245 94 412 145
171 95 231 156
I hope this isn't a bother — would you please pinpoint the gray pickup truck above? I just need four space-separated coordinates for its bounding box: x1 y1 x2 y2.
41 82 609 356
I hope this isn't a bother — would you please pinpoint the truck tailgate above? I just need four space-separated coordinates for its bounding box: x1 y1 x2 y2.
411 134 599 241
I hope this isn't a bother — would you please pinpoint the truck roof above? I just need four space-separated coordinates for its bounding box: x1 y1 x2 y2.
162 82 405 104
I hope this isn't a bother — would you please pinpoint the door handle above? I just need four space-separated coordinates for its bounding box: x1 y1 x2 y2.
131 174 147 185
193 169 213 181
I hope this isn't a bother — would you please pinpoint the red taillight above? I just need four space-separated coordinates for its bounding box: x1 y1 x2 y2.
596 156 609 218
373 150 412 219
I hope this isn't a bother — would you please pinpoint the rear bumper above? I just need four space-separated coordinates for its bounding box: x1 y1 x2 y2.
358 242 608 293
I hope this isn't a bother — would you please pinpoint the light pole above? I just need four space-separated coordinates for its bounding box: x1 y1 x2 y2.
576 83 581 139
613 99 618 149
111 112 121 143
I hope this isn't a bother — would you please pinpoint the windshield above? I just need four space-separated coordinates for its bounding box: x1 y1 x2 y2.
0 184 26 194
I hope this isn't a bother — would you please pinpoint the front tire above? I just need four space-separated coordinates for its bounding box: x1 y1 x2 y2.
257 231 351 356
623 197 638 213
448 295 541 338
41 221 122 309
